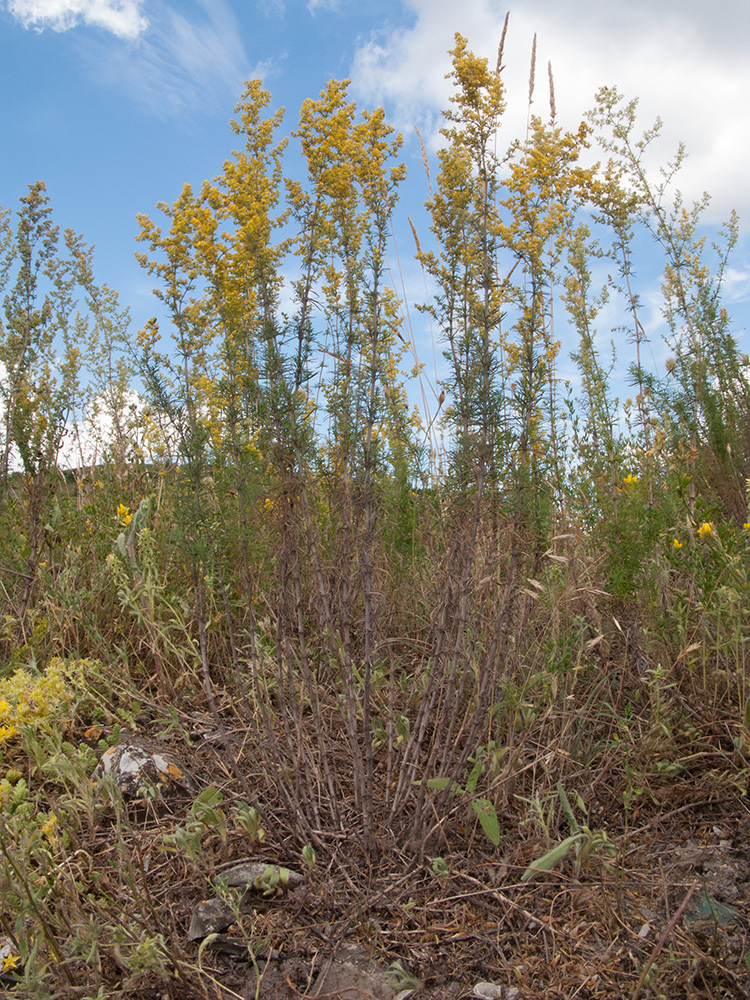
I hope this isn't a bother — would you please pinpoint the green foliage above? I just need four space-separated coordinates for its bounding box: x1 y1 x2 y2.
0 30 748 997
161 786 228 861
0 656 84 746
234 803 266 845
387 959 422 991
417 755 501 847
520 783 615 881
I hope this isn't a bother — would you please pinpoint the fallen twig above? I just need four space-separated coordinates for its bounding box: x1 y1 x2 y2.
631 878 699 1000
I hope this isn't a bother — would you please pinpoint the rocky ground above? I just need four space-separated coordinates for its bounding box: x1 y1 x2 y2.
51 719 750 1000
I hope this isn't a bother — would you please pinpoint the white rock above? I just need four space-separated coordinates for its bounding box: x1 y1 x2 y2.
472 983 519 1000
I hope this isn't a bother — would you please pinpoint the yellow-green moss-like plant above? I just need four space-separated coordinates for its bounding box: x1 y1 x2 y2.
0 657 86 746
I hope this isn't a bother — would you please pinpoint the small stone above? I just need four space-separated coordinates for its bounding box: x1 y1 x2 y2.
472 984 518 1000
687 891 740 929
82 724 106 747
215 862 304 894
472 984 502 999
188 898 236 940
92 730 198 797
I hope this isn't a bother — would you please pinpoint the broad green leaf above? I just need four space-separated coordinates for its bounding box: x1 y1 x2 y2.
471 797 500 846
194 785 224 808
427 776 461 793
521 834 583 882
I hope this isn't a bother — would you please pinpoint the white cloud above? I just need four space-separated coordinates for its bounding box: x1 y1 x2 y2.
6 0 147 40
348 0 750 223
5 0 255 116
307 0 339 13
83 0 254 117
723 267 750 306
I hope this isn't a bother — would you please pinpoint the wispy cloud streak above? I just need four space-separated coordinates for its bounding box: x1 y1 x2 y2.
110 1 253 116
6 0 256 118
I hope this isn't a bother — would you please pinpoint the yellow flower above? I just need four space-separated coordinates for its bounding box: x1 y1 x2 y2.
41 814 58 844
2 951 20 973
673 539 682 550
697 522 713 539
744 523 750 530
117 503 133 527
622 474 639 486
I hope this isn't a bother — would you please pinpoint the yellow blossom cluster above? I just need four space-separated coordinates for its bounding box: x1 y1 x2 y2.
672 523 717 549
0 657 74 746
117 503 133 527
40 813 58 844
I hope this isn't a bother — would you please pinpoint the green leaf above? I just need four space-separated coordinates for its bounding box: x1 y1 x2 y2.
431 856 449 877
521 834 583 882
471 797 500 846
557 782 579 834
426 776 452 791
198 808 224 827
466 759 485 795
193 786 224 809
197 933 220 967
302 844 316 869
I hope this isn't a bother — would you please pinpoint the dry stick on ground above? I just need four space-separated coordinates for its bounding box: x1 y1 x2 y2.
630 878 698 1000
427 880 564 941
0 562 34 580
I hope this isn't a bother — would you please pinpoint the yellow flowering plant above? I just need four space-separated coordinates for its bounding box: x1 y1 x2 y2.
117 503 133 527
0 658 73 747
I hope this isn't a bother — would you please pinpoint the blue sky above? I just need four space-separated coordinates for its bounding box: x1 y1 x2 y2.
2 0 749 423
